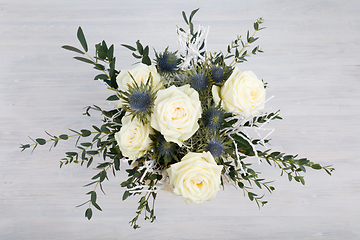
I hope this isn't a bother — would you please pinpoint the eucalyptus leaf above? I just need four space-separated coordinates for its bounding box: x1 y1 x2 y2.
91 191 97 205
74 57 94 64
77 27 88 52
85 208 92 220
94 74 108 80
106 95 119 101
61 45 84 54
36 138 46 145
81 129 91 137
121 44 136 51
59 134 68 140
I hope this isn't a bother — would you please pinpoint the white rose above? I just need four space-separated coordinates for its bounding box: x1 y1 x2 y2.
115 115 152 160
212 67 266 116
167 151 223 204
150 84 201 146
116 63 163 108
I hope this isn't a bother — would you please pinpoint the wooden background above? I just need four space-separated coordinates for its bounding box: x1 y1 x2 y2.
1 0 359 239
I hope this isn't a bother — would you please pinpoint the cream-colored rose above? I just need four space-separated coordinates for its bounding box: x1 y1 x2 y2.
167 151 223 204
150 84 201 146
116 63 163 108
212 67 266 116
115 115 152 160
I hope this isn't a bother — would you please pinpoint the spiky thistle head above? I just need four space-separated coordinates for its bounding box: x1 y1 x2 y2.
190 73 209 92
206 139 224 158
150 130 179 167
210 66 224 83
203 105 225 130
120 73 157 124
204 132 232 160
156 51 178 73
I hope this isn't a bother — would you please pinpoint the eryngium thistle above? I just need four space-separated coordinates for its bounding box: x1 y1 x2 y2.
190 74 208 92
206 139 224 158
203 106 224 130
210 66 224 83
157 52 178 72
128 91 152 113
150 131 178 167
120 74 156 124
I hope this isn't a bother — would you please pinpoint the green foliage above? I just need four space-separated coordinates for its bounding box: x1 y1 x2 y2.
77 27 88 52
21 8 335 230
121 40 151 65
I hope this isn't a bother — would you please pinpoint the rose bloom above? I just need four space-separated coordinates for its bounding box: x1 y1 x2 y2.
150 84 201 146
116 63 163 108
167 151 223 204
212 67 266 116
115 115 152 160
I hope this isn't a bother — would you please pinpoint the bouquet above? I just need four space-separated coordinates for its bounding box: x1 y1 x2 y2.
21 9 334 229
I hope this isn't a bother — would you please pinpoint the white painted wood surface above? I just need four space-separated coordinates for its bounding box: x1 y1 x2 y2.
1 0 359 239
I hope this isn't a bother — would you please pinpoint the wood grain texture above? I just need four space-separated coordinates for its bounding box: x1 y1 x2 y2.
1 0 359 239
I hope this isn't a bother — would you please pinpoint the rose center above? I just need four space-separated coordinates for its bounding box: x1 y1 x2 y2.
170 105 185 120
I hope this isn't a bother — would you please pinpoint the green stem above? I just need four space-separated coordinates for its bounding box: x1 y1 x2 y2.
85 51 111 79
229 30 258 67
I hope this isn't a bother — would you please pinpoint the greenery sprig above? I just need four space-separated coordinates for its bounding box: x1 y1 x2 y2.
20 8 334 229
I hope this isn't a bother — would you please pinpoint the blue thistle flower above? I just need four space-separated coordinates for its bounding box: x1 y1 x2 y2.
210 66 224 83
157 52 177 72
150 131 179 166
190 74 208 91
203 107 224 130
158 135 176 157
206 140 224 158
128 91 152 113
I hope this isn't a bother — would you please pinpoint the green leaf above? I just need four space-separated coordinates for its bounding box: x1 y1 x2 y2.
182 11 189 25
254 22 259 31
81 129 91 137
99 171 106 182
122 190 130 201
77 27 88 52
61 45 84 54
91 191 97 205
108 45 114 61
249 37 259 44
80 142 92 147
288 174 292 181
94 74 108 80
94 63 105 71
143 46 149 56
73 56 94 64
93 202 102 211
232 134 255 156
59 134 68 140
189 8 199 23
311 164 322 170
142 55 151 66
100 126 110 132
106 95 119 101
66 152 77 156
76 200 90 208
114 158 120 171
248 192 257 201
87 150 98 155
136 40 143 55
121 44 136 51
87 157 93 168
85 208 92 220
92 125 101 132
36 138 46 145
132 53 142 59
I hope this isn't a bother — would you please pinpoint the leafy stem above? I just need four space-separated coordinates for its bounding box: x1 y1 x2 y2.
84 51 111 79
